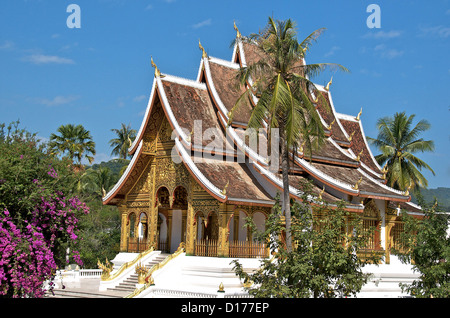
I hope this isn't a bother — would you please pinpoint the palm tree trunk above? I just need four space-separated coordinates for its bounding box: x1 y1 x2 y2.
280 127 292 252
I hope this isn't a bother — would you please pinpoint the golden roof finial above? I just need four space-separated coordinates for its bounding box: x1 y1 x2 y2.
352 177 362 190
199 39 207 59
151 56 162 78
348 130 355 142
327 119 335 131
325 76 333 91
356 108 362 121
220 181 229 196
356 149 363 162
404 185 411 196
319 186 325 200
234 21 241 38
218 282 225 292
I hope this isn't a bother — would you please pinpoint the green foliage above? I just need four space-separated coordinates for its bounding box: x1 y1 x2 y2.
1 120 121 270
109 123 136 160
49 123 96 165
232 180 381 298
0 121 78 220
393 198 450 298
367 112 435 191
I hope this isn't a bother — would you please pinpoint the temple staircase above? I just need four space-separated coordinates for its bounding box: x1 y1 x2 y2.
106 252 170 295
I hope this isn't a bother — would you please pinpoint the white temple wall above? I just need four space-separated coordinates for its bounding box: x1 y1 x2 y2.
171 209 182 253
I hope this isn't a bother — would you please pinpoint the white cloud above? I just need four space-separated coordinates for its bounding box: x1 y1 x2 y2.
133 95 147 102
418 25 450 38
363 30 402 39
0 41 15 50
144 4 153 10
22 54 75 65
324 46 340 57
373 44 404 59
192 18 212 29
32 95 80 107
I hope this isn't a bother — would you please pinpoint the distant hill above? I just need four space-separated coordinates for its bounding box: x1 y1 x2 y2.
411 187 450 212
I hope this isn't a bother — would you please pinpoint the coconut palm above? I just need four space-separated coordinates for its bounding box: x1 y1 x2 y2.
49 124 96 165
367 112 435 191
82 167 116 198
109 123 136 159
229 18 348 251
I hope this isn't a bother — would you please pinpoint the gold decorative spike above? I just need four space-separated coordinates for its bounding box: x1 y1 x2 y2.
199 39 207 58
234 21 241 38
356 108 362 121
312 94 318 103
220 181 229 196
319 186 325 200
218 282 225 292
151 56 162 78
299 140 306 153
327 119 335 131
325 76 333 91
404 185 411 196
356 149 363 162
352 177 362 190
348 130 355 142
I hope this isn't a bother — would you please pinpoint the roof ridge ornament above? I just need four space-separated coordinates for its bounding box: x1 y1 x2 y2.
234 21 242 39
199 39 208 59
356 108 362 121
324 76 333 91
151 56 163 78
220 181 229 196
352 177 362 190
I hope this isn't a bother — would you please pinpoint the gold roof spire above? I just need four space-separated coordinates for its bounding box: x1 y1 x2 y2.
356 108 362 121
352 177 363 190
325 76 333 91
151 56 162 78
234 21 241 38
199 39 207 59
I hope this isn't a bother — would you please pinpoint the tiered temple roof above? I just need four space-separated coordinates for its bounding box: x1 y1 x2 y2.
103 32 422 215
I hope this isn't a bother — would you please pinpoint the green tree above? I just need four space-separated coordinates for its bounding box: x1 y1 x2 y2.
232 180 380 298
49 124 96 166
229 17 348 251
82 167 116 198
367 112 435 191
109 123 136 160
393 197 449 298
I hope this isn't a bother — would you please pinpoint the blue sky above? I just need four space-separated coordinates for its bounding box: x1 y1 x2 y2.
0 0 449 189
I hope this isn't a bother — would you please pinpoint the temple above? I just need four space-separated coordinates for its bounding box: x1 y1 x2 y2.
102 27 423 264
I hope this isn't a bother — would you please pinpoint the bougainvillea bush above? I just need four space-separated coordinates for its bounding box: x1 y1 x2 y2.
0 122 89 298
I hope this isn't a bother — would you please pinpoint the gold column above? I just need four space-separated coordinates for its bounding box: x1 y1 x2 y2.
218 203 232 257
148 161 158 250
167 209 173 252
118 204 128 252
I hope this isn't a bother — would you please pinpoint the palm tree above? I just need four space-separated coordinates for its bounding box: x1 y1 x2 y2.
82 167 116 198
49 124 96 165
109 123 136 159
229 18 348 251
367 111 435 191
